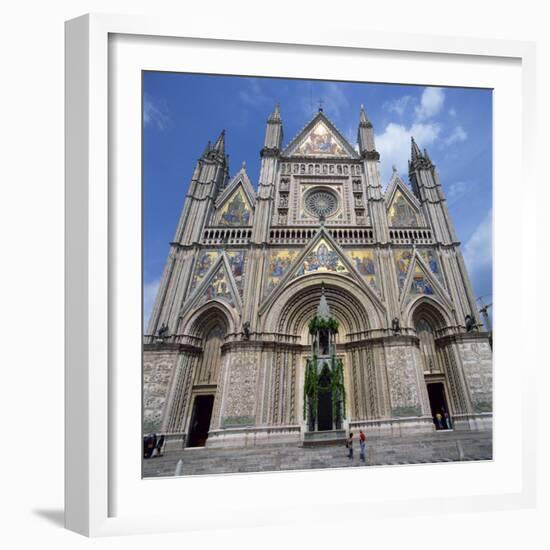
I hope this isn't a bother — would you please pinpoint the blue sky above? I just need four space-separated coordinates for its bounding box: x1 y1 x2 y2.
143 73 493 325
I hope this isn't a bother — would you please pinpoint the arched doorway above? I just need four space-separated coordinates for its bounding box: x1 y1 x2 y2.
184 308 230 448
263 275 383 441
412 301 453 431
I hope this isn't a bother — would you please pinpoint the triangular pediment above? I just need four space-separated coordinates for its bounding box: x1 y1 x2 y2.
282 113 359 159
385 173 423 227
214 168 255 226
401 252 451 310
184 254 242 313
259 227 383 314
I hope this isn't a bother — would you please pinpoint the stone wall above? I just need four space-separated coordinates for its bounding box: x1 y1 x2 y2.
459 339 493 413
384 344 422 417
143 350 179 433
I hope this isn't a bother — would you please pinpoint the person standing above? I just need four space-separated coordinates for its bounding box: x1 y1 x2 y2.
435 412 443 430
347 432 354 459
359 430 366 462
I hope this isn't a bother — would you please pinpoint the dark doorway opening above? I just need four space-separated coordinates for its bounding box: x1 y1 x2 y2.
427 383 451 430
187 394 215 447
317 367 333 431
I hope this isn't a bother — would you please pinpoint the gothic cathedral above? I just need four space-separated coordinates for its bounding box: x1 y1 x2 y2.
144 104 492 450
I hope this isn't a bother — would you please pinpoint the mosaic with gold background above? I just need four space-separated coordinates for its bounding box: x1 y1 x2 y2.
219 187 251 226
388 190 419 227
265 249 300 294
347 249 378 293
295 121 346 157
295 239 348 277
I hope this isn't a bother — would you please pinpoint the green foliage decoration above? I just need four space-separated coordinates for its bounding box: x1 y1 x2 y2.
303 356 318 421
308 315 339 335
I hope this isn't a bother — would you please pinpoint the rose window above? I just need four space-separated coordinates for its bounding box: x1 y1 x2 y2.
304 189 338 218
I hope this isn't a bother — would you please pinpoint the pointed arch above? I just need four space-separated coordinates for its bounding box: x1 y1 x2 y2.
179 300 238 339
260 273 385 341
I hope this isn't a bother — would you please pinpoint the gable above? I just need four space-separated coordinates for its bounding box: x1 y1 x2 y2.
407 263 437 299
387 189 421 227
283 114 359 159
294 238 349 277
198 265 237 308
217 186 252 226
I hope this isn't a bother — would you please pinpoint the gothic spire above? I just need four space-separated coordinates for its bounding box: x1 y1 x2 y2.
268 102 282 123
411 136 423 162
213 129 225 154
359 104 371 127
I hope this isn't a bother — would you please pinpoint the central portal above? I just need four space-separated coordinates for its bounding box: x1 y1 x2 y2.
303 284 346 445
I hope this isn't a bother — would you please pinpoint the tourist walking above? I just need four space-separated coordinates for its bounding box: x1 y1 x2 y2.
359 430 366 462
347 431 354 459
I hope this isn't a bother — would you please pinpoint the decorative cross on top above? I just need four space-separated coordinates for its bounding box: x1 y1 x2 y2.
318 98 324 112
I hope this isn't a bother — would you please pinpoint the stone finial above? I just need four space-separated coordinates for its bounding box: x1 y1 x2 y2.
317 283 331 320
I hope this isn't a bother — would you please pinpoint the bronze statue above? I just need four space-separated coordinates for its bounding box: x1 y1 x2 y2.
391 317 401 333
157 323 169 339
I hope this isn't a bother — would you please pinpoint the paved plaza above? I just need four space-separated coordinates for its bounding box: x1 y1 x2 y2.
143 429 492 478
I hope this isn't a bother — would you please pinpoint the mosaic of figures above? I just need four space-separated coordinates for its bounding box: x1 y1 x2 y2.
409 264 435 297
265 249 301 294
388 190 419 227
347 249 378 293
418 248 444 286
295 121 346 157
219 187 251 226
199 267 236 308
394 249 413 290
191 250 220 290
191 249 246 295
296 239 348 277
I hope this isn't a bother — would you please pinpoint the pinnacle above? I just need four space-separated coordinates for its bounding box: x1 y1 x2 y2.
213 129 225 154
268 102 282 122
411 136 423 162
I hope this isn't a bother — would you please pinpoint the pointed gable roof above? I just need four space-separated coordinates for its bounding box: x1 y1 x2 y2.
282 111 359 159
400 251 452 310
183 253 242 313
215 163 256 209
385 170 421 210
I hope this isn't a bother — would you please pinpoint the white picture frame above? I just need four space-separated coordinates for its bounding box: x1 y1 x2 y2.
65 13 537 537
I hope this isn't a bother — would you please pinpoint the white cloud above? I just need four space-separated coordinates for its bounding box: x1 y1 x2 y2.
462 209 493 297
446 180 468 205
144 95 170 130
383 95 413 116
376 121 441 185
143 278 161 329
443 125 468 146
415 87 445 120
238 78 271 108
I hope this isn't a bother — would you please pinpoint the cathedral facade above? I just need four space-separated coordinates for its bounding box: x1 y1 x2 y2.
143 104 493 451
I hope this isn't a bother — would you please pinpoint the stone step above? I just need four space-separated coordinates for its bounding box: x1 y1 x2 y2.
143 429 492 478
